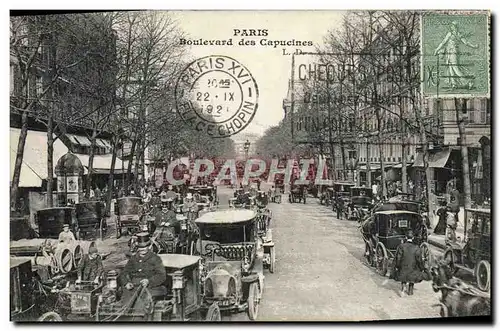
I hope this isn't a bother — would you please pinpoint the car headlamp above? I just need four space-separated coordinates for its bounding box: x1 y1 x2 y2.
172 271 184 290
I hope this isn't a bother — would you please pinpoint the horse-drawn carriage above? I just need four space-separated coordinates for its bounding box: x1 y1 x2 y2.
347 187 373 222
289 185 306 204
36 207 77 239
361 210 431 276
444 208 491 292
195 210 266 320
95 254 220 321
75 201 107 240
115 197 147 239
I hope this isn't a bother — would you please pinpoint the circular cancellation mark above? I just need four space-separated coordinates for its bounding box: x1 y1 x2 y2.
175 55 259 138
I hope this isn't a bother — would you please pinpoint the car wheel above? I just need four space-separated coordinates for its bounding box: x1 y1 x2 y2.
247 282 259 320
476 260 490 292
376 244 388 277
38 311 63 321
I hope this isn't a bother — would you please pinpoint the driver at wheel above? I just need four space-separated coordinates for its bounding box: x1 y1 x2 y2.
119 233 167 306
76 245 103 284
255 191 268 208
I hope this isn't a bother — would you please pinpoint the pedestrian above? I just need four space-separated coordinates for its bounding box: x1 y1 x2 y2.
336 195 345 220
94 185 101 200
445 206 458 244
393 229 425 297
58 224 76 244
76 245 103 284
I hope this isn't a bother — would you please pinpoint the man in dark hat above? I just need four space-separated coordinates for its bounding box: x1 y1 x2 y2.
393 229 426 297
119 232 167 305
58 224 76 244
155 198 178 232
77 245 103 284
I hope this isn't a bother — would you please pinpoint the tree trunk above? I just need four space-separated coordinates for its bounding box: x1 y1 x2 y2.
11 111 29 210
46 114 54 207
402 140 408 193
455 98 472 209
340 140 347 181
378 134 387 198
86 129 97 198
106 136 118 215
329 141 337 181
125 137 137 193
366 140 371 187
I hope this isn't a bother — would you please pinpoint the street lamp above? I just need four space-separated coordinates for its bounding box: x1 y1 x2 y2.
244 140 251 158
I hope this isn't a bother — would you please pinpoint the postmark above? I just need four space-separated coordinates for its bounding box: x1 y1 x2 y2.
174 55 259 138
421 12 490 98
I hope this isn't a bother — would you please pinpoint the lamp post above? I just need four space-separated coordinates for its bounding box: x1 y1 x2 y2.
244 140 251 159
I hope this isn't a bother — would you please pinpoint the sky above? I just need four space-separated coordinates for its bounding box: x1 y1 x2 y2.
171 11 344 139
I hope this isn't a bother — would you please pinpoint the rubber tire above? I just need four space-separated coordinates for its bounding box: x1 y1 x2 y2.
269 246 275 273
206 303 221 321
476 260 490 292
38 311 63 321
247 282 259 321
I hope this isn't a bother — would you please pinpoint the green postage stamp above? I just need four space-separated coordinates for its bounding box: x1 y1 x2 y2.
421 12 490 98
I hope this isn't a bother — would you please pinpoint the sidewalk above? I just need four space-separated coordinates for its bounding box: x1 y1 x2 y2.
427 207 466 251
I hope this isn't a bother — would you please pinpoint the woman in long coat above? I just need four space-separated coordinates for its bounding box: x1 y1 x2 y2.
394 230 425 296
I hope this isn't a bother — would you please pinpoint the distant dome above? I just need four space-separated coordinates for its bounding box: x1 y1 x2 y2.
55 152 84 175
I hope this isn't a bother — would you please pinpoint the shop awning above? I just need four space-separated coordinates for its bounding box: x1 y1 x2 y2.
412 148 452 168
358 164 381 171
10 128 69 187
74 153 129 174
67 134 92 146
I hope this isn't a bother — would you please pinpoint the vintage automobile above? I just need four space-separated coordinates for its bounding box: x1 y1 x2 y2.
362 210 431 276
36 207 77 239
38 280 104 321
195 210 265 320
317 185 333 206
443 208 491 292
115 197 145 239
289 185 306 204
10 257 67 321
274 174 285 194
348 187 373 222
331 181 355 214
75 201 107 240
188 185 218 205
95 254 221 321
256 207 275 273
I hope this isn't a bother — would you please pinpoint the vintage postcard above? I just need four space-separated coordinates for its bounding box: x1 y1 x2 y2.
9 10 491 322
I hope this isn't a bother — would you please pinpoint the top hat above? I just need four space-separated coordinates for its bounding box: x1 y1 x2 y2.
63 223 70 228
186 193 193 199
135 232 152 248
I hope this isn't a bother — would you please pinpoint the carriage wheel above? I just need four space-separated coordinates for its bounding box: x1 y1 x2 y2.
476 260 490 292
247 282 260 321
443 249 458 274
420 243 432 269
269 246 276 273
376 244 388 277
365 242 374 266
206 302 221 321
38 311 63 321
